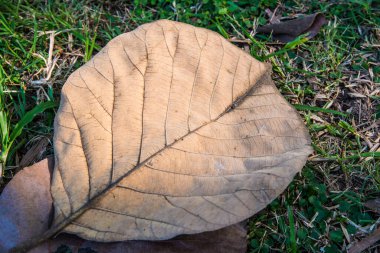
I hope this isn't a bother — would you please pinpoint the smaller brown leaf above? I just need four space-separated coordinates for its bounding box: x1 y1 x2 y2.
257 13 327 43
364 198 380 214
0 159 248 253
0 158 53 253
18 136 50 172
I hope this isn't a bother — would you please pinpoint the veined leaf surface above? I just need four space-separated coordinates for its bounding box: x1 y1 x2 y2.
51 20 312 242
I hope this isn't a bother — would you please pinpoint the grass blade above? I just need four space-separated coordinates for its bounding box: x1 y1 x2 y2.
8 101 56 148
293 104 349 117
345 152 380 160
287 205 297 253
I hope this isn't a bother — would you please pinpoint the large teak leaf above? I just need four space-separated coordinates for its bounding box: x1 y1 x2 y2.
48 20 312 243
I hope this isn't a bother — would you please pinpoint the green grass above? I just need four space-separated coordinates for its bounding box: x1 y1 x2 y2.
0 0 379 252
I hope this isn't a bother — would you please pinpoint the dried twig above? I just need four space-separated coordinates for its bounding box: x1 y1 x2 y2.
348 227 380 253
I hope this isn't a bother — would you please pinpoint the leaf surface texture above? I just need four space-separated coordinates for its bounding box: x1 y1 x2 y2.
52 20 313 242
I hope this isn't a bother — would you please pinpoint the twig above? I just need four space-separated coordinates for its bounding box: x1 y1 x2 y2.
348 227 380 253
30 32 59 86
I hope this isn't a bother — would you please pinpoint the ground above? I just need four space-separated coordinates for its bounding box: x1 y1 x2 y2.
0 0 379 252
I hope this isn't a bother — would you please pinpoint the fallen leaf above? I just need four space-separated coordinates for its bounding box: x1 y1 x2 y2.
49 19 311 244
257 13 327 43
17 136 50 172
364 198 380 214
0 159 247 253
0 159 53 253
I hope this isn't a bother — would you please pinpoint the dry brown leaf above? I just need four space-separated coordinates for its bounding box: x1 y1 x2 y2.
364 198 380 214
18 136 50 172
0 159 53 253
0 159 248 253
11 20 312 252
257 13 327 42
